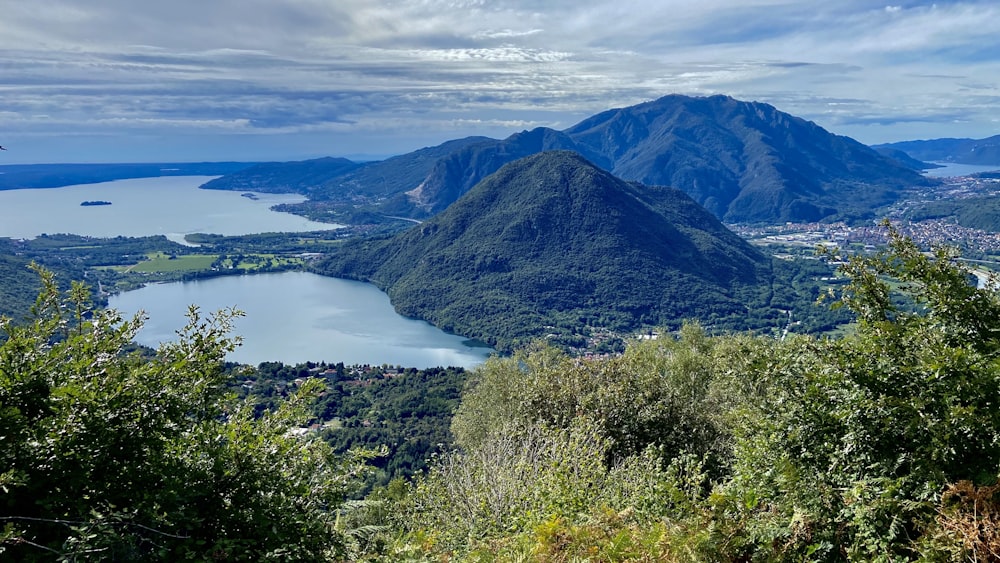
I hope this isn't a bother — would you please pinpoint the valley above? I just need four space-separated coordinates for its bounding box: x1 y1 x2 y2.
3 95 1000 358
4 93 1000 561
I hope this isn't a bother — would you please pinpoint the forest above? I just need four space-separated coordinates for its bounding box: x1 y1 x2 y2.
2 227 999 561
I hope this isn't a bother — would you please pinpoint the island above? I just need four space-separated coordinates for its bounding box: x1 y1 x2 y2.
240 192 260 200
80 200 112 206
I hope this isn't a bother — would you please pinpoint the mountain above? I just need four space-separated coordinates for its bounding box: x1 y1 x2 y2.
406 96 931 223
400 127 609 215
201 137 490 202
201 95 929 225
317 151 781 350
874 135 1000 165
563 95 930 223
310 136 493 201
872 147 942 170
200 157 360 194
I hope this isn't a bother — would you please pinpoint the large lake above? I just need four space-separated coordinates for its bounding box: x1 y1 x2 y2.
0 176 335 243
924 162 1000 178
0 176 493 368
108 272 493 369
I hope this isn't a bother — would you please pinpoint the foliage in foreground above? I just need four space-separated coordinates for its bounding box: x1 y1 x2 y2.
0 268 371 561
393 226 1000 561
5 224 1000 561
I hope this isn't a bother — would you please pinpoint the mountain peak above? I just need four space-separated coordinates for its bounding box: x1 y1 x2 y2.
203 93 931 224
319 151 770 349
564 93 930 222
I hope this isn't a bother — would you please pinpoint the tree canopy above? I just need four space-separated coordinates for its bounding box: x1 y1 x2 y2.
0 267 371 561
395 226 1000 561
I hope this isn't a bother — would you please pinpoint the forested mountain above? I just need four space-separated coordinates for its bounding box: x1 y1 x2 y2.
399 127 608 215
872 146 941 170
397 233 1000 560
876 135 1000 165
200 157 360 194
201 136 490 201
202 94 932 224
7 228 1000 561
563 94 930 223
317 151 811 350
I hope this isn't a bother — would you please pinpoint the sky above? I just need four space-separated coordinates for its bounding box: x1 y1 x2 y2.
0 0 998 164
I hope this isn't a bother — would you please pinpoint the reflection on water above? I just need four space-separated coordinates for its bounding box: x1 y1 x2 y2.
923 162 1000 178
0 176 337 239
109 272 493 369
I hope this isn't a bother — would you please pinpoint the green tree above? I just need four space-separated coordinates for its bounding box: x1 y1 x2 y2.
451 328 728 468
714 225 1000 561
0 267 370 561
399 226 1000 560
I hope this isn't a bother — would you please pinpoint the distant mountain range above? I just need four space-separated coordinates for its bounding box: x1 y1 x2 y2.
561 95 928 223
204 94 933 224
317 151 833 350
0 162 256 191
875 136 1000 165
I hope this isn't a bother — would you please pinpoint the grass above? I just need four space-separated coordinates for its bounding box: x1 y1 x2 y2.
128 252 218 273
119 252 307 274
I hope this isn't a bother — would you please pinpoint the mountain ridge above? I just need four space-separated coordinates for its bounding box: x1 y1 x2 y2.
317 151 795 350
202 94 931 225
563 94 929 223
874 135 1000 165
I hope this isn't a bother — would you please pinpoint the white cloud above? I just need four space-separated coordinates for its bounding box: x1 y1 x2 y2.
0 0 998 161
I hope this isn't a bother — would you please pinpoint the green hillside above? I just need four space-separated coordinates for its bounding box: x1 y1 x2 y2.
565 94 932 223
909 193 1000 232
6 233 1000 560
200 156 359 194
198 95 932 226
317 151 830 350
876 135 1000 165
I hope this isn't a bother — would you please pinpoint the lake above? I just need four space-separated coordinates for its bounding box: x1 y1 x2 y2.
923 162 1000 178
0 176 336 243
108 272 493 369
0 176 492 368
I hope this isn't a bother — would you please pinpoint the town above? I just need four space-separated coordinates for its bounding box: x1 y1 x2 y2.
730 171 1000 258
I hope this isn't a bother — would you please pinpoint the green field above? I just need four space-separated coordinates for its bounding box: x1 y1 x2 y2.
119 252 306 274
128 252 217 273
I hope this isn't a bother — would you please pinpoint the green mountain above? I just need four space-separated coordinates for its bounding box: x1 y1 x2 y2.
400 127 609 215
201 137 490 202
875 135 1000 165
563 94 931 223
200 157 359 194
202 95 930 225
872 147 942 170
317 151 784 350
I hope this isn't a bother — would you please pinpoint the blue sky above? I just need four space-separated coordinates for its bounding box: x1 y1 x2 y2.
1 0 998 163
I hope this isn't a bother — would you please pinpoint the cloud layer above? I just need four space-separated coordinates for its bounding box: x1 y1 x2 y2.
1 0 998 162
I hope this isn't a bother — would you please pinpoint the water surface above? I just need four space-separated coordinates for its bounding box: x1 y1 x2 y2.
0 176 336 241
923 162 1000 178
108 272 493 369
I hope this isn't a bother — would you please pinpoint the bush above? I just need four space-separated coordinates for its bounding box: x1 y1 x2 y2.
0 268 371 561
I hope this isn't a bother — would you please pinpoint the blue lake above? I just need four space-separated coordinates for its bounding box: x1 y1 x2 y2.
923 162 1000 178
108 272 493 369
0 176 335 244
0 176 493 368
